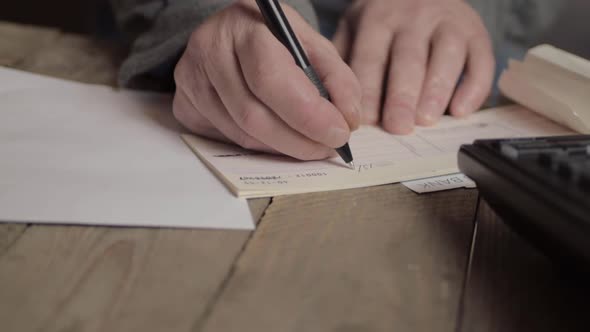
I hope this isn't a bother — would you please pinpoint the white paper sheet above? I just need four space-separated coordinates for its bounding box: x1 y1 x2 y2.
0 67 253 229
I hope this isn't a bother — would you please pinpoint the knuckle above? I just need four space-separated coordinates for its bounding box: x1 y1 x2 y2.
189 26 209 48
427 75 454 92
190 19 232 56
392 52 427 71
236 103 262 133
441 38 465 57
249 65 278 96
387 92 418 110
295 94 320 116
297 108 317 134
394 46 427 64
361 86 382 104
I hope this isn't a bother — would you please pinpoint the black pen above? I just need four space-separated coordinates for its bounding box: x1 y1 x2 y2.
254 0 355 170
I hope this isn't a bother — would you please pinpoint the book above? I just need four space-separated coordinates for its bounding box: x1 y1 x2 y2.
182 45 589 198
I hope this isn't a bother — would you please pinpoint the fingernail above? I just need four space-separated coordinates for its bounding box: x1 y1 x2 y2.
417 101 441 126
328 126 349 147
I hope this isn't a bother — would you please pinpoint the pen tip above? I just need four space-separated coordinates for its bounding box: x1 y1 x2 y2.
348 161 355 170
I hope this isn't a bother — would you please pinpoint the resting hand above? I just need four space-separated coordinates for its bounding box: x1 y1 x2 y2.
333 0 495 134
173 0 361 160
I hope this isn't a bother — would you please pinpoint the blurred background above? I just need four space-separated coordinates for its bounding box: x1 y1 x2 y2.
2 0 107 34
1 0 589 58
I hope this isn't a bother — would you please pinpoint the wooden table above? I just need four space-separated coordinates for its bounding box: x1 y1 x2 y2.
0 22 587 332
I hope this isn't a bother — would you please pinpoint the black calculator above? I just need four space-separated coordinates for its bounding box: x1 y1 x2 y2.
458 135 590 268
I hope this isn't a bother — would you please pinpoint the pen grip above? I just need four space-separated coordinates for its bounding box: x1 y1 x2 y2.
303 66 331 101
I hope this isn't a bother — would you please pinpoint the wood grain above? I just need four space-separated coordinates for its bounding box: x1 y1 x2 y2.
0 21 270 332
13 33 122 85
458 200 590 332
0 224 27 256
248 198 271 225
200 185 479 332
0 22 59 67
0 22 53 257
0 225 252 332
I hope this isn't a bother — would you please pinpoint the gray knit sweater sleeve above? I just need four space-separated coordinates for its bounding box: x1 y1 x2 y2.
467 0 565 50
110 0 319 90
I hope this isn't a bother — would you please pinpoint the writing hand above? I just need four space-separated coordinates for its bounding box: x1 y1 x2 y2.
173 0 361 160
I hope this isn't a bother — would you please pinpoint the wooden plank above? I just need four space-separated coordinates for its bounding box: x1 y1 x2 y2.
0 21 54 257
0 224 27 256
200 185 479 332
458 200 589 332
15 33 122 86
0 22 59 67
248 198 271 225
0 22 272 332
0 225 252 332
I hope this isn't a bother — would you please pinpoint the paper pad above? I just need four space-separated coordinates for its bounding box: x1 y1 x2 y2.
182 106 573 198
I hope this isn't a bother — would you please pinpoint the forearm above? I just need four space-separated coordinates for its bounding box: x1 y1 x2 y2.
110 0 320 91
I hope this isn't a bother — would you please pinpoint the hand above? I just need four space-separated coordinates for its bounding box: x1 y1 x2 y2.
173 0 361 160
333 0 495 134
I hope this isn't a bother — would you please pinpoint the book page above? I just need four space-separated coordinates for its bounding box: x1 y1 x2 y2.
499 46 590 133
528 44 590 80
182 105 573 198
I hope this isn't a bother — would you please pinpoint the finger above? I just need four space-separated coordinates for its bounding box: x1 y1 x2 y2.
416 27 467 126
381 30 429 134
172 88 229 143
450 36 495 117
236 25 351 148
348 20 394 125
206 34 334 161
175 59 275 153
332 17 352 60
301 31 362 130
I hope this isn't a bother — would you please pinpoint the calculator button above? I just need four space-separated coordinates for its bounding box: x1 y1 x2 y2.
558 161 573 179
538 153 554 168
580 174 590 193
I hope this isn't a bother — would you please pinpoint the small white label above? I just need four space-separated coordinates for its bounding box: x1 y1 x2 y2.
402 173 476 194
